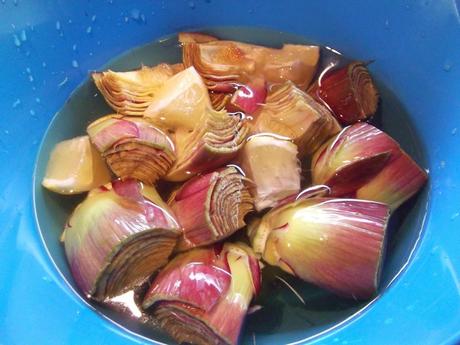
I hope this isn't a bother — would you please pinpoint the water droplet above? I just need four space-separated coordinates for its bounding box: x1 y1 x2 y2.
188 1 195 9
451 212 459 220
42 276 51 282
68 19 72 24
129 8 146 22
86 26 92 34
124 16 129 22
384 317 393 325
440 160 446 168
28 75 34 82
58 76 68 87
384 19 390 29
35 97 41 103
26 67 31 74
30 109 36 117
12 99 21 108
4 130 9 135
406 305 415 311
97 40 101 46
20 29 27 41
13 34 21 47
452 128 457 135
55 21 61 30
72 60 79 68
42 61 47 68
89 52 93 56
72 43 77 51
443 60 452 72
91 14 97 22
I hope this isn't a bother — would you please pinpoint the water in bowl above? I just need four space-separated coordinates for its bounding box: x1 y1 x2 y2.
34 27 428 345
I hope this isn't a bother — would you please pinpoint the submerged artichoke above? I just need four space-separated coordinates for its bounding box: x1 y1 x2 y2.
169 166 254 250
87 114 175 185
308 62 379 125
93 64 181 116
143 243 261 345
239 134 301 211
42 135 111 195
64 179 180 301
144 66 211 132
249 197 390 299
312 123 427 210
181 33 320 90
254 82 341 156
165 108 249 182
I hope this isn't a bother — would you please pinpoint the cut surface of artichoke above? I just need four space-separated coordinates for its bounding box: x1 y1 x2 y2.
64 179 180 301
87 114 175 185
42 135 112 195
93 64 178 116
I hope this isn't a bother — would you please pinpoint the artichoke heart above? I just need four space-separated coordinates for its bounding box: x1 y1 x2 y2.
64 179 180 301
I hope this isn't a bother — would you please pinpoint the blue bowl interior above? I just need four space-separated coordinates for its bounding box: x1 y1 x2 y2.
34 27 428 345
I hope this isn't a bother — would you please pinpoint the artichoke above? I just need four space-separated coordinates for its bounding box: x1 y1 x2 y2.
254 81 341 156
93 64 180 116
308 62 379 125
248 197 390 299
169 166 254 250
239 134 301 211
312 123 427 210
42 135 111 194
181 33 320 90
63 179 180 301
87 114 175 185
143 243 261 345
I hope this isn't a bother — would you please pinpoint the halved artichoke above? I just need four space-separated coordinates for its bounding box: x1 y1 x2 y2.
308 62 379 125
87 114 175 185
169 166 254 250
93 63 181 116
312 123 427 210
254 81 341 156
63 179 180 301
248 197 390 299
181 33 320 90
165 108 249 182
143 243 261 345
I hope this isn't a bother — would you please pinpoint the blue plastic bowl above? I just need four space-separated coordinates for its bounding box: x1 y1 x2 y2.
1 1 459 345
